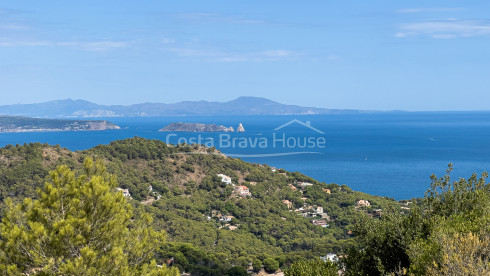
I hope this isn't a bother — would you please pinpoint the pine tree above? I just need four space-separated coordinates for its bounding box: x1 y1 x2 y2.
0 158 180 276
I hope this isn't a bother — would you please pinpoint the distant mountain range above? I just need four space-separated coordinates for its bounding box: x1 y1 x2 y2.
0 97 368 118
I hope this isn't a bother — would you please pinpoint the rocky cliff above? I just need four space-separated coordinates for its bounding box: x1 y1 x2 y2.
158 122 234 132
236 123 245 132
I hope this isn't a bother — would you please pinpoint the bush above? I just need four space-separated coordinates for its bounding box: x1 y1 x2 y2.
263 258 279 273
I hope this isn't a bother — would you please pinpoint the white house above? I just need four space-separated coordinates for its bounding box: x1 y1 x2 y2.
217 174 232 185
298 182 314 188
356 200 371 207
219 215 235 222
316 206 324 214
116 188 131 197
321 253 339 263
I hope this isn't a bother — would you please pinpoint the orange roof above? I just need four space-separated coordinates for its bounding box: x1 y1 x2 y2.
236 185 249 189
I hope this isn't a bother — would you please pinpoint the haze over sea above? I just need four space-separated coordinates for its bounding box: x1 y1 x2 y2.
1 112 490 200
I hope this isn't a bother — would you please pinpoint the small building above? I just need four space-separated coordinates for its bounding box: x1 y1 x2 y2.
373 209 383 217
282 200 293 209
298 182 314 188
148 185 153 192
316 206 324 214
235 185 251 197
321 253 339 263
356 200 371 207
271 167 277 172
220 215 235 222
323 188 331 194
311 219 329 227
217 174 232 185
116 188 131 197
321 213 331 220
289 184 298 191
307 212 317 218
228 225 237 231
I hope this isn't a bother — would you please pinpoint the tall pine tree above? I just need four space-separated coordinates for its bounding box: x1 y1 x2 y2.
0 158 180 276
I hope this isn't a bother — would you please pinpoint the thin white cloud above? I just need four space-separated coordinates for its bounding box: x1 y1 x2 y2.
396 8 462 14
59 41 130 51
396 19 490 39
0 40 51 47
0 40 130 51
174 13 270 25
0 24 28 30
165 47 301 62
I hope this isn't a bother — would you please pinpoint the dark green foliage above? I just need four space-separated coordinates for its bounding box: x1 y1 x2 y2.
225 266 247 276
284 259 338 276
263 258 279 273
344 164 490 275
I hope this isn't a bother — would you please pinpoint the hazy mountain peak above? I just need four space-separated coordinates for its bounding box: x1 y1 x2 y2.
227 96 278 105
0 97 363 117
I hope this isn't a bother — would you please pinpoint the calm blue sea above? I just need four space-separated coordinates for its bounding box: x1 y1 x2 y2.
2 112 490 200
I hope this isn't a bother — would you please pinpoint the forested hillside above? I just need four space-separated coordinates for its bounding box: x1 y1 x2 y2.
0 137 399 275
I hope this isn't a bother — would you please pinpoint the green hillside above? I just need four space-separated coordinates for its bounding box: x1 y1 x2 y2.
0 137 402 274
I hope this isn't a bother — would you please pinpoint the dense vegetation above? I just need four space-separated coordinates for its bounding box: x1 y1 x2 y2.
344 164 490 275
3 138 487 275
0 158 179 275
0 137 399 274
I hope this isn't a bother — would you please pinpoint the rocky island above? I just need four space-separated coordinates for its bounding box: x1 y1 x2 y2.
159 122 242 132
0 116 120 132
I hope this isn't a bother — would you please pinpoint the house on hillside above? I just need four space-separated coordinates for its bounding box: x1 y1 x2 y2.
235 185 251 197
298 182 313 188
316 206 324 214
311 219 329 227
116 188 131 197
356 200 371 207
323 188 331 194
217 174 232 185
321 213 331 220
321 253 339 263
220 215 235 222
282 200 293 209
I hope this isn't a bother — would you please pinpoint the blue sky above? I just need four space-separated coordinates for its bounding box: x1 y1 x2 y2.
1 1 490 111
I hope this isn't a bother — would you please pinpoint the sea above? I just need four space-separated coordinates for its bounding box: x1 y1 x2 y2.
2 112 490 200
